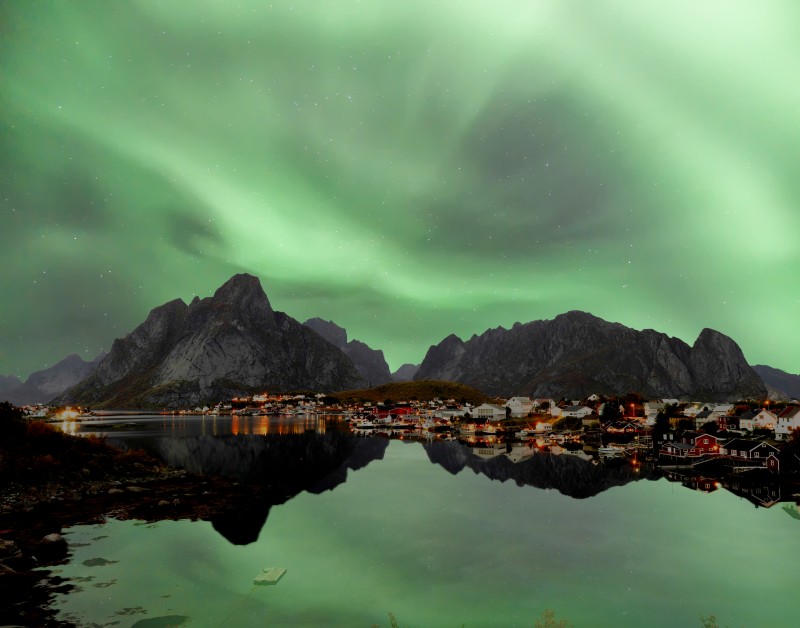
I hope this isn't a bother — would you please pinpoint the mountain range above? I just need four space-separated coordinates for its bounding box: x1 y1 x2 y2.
414 310 768 401
55 274 365 408
3 273 796 408
1 352 106 406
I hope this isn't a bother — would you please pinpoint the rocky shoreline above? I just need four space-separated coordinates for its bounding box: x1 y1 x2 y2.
0 465 276 627
0 402 277 627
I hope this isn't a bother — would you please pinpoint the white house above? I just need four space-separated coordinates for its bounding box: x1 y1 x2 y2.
505 396 534 418
549 405 563 418
472 403 507 421
561 405 593 419
643 402 666 421
775 406 800 440
740 409 777 431
682 404 705 418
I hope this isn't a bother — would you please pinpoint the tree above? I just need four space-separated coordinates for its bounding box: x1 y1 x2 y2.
601 401 621 421
0 401 25 438
653 412 670 435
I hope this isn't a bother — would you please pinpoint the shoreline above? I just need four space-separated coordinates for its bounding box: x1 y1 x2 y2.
0 406 277 627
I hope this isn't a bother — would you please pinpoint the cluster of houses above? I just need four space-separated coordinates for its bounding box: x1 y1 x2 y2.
659 430 782 472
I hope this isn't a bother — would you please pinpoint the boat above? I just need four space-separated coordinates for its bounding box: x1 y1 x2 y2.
354 419 376 429
598 445 627 457
459 423 477 435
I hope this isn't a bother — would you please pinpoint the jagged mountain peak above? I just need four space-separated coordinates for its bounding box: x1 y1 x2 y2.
59 274 366 408
212 273 272 313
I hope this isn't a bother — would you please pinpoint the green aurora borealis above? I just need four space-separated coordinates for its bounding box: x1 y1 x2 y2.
2 0 799 379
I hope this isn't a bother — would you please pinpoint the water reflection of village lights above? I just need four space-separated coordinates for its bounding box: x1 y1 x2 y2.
56 407 80 421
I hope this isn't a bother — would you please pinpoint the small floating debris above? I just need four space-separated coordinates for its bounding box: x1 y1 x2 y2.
254 567 286 586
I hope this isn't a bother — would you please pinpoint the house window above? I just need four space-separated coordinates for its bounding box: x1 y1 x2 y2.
754 452 759 458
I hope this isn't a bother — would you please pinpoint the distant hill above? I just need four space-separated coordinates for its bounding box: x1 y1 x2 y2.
332 380 496 406
416 311 767 401
753 365 800 399
57 274 365 409
304 318 392 386
392 363 419 382
0 375 23 395
2 352 105 406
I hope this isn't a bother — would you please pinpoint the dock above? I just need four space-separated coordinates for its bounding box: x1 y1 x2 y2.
254 567 287 586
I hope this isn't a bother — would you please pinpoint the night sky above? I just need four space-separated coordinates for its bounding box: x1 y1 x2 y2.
2 1 799 379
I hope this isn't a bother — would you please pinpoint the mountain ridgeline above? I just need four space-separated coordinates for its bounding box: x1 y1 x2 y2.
58 274 366 408
2 352 106 406
32 275 782 409
753 365 800 400
415 311 767 401
303 318 393 386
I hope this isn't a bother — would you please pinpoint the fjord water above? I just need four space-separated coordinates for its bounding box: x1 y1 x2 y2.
48 417 799 627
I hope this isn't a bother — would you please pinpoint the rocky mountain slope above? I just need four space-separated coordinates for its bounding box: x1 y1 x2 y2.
303 317 392 386
415 311 766 401
753 365 800 400
391 363 419 382
58 274 365 408
2 353 105 406
0 375 23 395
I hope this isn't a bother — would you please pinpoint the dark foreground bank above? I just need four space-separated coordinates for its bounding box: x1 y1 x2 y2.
0 403 273 627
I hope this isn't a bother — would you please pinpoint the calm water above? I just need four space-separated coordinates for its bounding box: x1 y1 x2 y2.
45 416 800 627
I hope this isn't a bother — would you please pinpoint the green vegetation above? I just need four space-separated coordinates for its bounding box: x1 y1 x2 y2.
332 380 496 406
551 416 583 431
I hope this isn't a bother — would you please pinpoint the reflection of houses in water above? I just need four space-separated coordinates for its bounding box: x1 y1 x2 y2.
505 442 535 463
664 469 785 508
724 473 782 508
663 471 720 494
672 472 721 494
470 443 507 460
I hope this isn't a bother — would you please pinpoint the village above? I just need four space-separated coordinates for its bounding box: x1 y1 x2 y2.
26 389 800 477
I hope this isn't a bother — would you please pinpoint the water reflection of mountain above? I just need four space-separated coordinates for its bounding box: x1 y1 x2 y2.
423 441 660 498
117 433 661 544
123 431 388 544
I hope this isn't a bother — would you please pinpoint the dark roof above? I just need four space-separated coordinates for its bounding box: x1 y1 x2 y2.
778 405 800 419
739 409 758 420
722 439 778 452
695 410 713 418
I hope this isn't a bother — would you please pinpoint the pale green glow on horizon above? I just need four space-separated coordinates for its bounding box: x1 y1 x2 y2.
2 0 799 377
